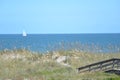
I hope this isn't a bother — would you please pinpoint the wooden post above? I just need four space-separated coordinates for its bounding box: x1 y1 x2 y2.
77 68 80 73
100 63 102 70
89 66 91 72
112 60 115 69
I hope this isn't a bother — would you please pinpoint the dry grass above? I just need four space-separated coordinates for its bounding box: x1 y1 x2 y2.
0 49 120 80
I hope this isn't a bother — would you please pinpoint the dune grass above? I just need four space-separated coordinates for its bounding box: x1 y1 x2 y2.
0 49 120 80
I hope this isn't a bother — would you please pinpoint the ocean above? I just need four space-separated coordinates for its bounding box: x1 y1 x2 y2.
0 34 120 53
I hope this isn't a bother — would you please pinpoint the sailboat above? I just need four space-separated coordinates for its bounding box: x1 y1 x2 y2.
22 31 27 37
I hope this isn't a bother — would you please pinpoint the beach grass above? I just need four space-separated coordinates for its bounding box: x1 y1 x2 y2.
0 49 120 80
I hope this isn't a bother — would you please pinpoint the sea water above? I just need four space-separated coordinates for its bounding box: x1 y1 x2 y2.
0 34 120 53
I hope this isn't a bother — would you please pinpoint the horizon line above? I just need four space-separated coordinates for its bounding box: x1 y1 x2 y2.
0 33 120 35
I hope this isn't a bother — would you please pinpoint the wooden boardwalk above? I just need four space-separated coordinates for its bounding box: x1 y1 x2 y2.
77 58 120 73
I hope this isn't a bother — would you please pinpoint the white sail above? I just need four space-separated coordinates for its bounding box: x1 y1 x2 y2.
22 31 27 37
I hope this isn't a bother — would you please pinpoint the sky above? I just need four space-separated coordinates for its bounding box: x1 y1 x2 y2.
0 0 120 34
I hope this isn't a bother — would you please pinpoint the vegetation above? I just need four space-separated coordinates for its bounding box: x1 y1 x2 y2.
0 49 120 80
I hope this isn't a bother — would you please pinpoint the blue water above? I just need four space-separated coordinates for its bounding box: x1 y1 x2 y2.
0 34 120 53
